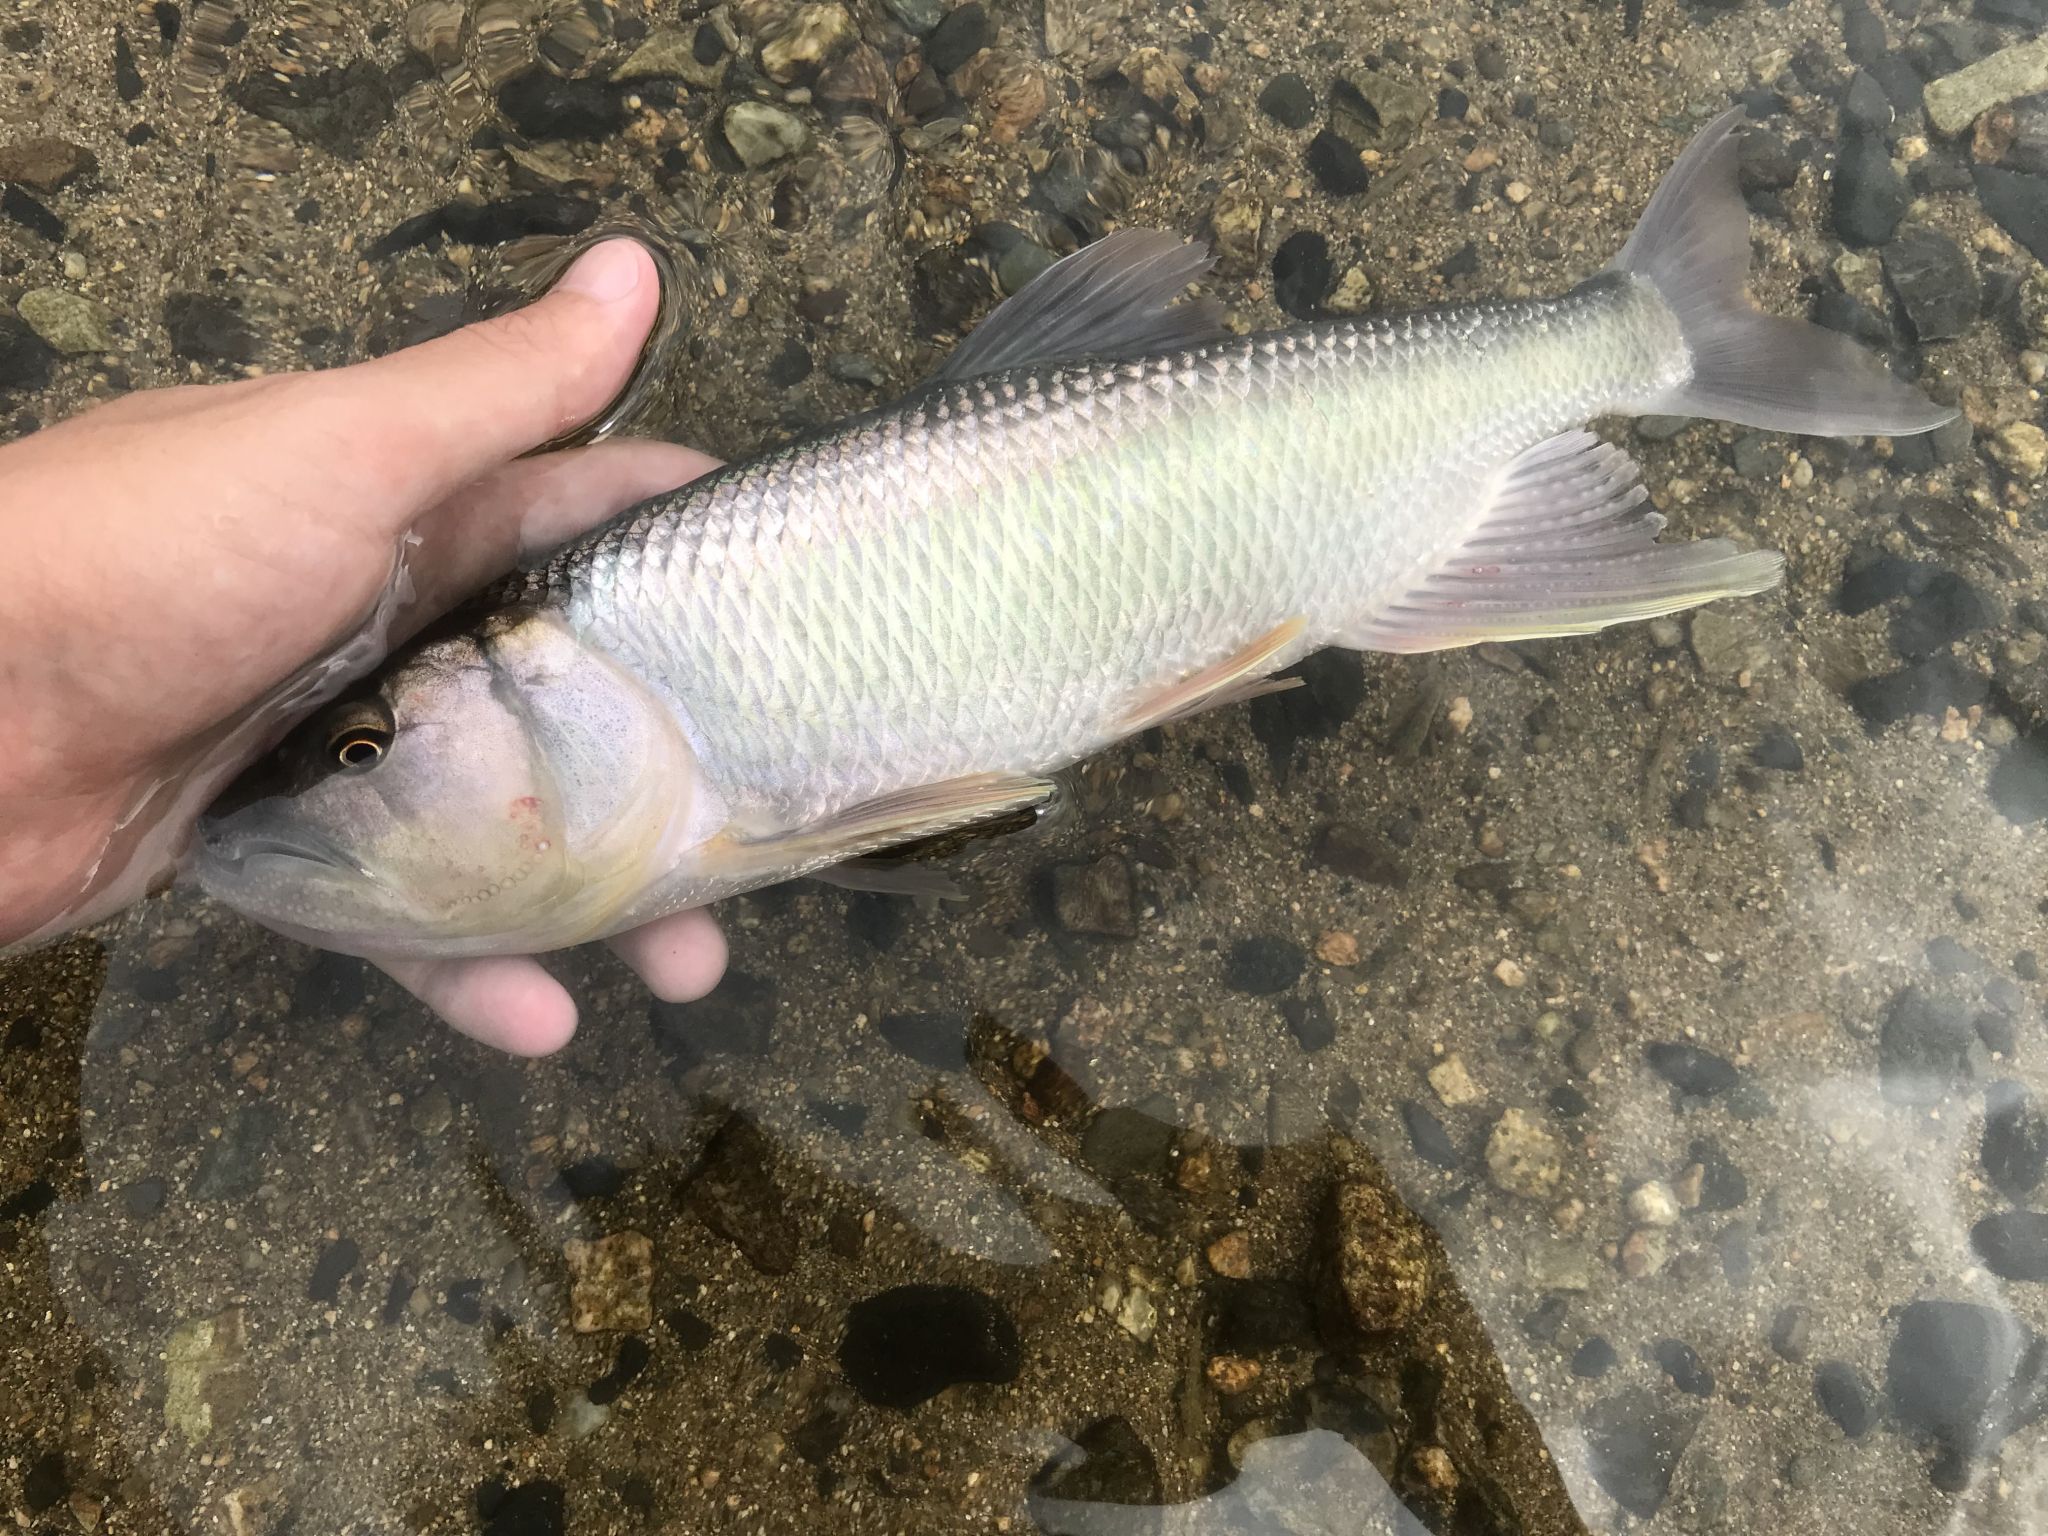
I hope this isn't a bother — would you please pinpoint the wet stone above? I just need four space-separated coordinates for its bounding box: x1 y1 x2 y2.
1052 855 1138 937
881 0 943 34
477 1481 565 1536
1316 1179 1431 1340
925 2 993 73
1306 129 1371 195
1645 1041 1738 1098
1990 737 2048 824
1984 1081 2048 1198
3 183 64 241
1972 1211 2048 1282
1399 1100 1462 1169
0 311 55 394
1030 1416 1163 1518
1843 70 1893 135
1271 229 1332 321
840 1285 1020 1409
1883 226 1979 343
1279 992 1336 1052
164 292 257 366
1847 655 1988 727
1833 131 1908 247
1890 573 1996 661
1212 1277 1316 1354
234 61 394 159
1485 1108 1562 1199
565 1232 653 1332
1584 1389 1698 1519
1974 167 2048 268
1652 1338 1714 1397
497 70 625 140
1311 822 1408 886
1887 1300 2048 1462
722 100 807 169
1223 936 1305 995
1256 72 1314 129
685 1116 797 1275
0 137 96 192
1772 1305 1814 1362
1751 724 1805 772
308 1237 359 1303
1816 1362 1876 1438
165 1309 255 1442
1572 1336 1618 1378
193 1105 278 1200
875 1010 968 1068
1880 987 1985 1104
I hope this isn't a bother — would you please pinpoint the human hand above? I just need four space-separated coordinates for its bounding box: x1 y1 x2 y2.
0 239 727 1054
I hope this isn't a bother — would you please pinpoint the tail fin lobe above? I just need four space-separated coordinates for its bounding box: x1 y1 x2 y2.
1612 108 1954 438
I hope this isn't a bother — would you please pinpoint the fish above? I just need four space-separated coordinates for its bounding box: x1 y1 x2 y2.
195 108 1953 960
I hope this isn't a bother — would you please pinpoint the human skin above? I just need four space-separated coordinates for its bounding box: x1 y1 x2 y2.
0 239 727 1054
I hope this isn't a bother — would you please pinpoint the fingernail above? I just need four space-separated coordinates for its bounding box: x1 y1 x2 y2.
555 239 646 303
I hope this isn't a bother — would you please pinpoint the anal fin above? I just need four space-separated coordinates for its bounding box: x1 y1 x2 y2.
1120 618 1308 733
1345 432 1784 655
813 859 969 901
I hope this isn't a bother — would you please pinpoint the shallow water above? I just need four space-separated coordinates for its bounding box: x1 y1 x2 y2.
5 0 2048 1532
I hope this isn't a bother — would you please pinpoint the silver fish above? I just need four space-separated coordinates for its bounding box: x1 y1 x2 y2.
196 110 1951 959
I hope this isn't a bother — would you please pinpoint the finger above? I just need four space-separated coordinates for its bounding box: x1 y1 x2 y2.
374 954 581 1057
408 438 719 616
606 908 728 1004
320 239 667 519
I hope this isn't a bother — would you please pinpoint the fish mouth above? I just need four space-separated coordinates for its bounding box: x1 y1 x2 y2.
197 824 372 882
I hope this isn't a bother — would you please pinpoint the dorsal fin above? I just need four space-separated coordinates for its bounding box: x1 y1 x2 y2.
934 229 1226 382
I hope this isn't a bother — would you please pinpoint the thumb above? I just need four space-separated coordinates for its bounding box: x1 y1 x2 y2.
324 239 663 516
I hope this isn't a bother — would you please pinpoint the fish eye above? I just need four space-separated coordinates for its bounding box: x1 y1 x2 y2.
320 699 396 772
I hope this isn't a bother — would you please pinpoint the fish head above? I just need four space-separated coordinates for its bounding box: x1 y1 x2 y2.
196 610 701 957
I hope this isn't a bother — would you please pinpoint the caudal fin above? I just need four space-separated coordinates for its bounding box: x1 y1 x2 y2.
1612 108 1955 438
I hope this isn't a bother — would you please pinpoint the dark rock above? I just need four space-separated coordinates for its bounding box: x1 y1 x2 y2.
477 1480 565 1536
840 1284 1020 1408
0 137 96 193
497 70 626 140
1816 1362 1876 1437
1973 1211 2048 1282
1927 935 1983 974
1212 1276 1317 1354
1772 1305 1813 1362
1437 86 1469 121
1976 0 2047 21
1030 1416 1163 1521
1847 655 1988 726
1973 168 2048 268
1833 132 1909 247
1249 649 1365 766
308 1237 359 1302
1689 1138 1749 1211
0 311 56 394
684 1115 796 1275
1843 0 1888 64
881 0 943 33
588 1336 651 1405
767 339 813 387
1474 42 1508 80
0 1178 55 1224
1437 241 1479 279
1053 855 1138 937
925 3 993 73
650 969 776 1060
1523 1294 1569 1343
1399 1099 1461 1169
234 60 394 158
1537 117 1576 150
1271 229 1332 320
1080 1104 1177 1209
164 292 257 366
1813 288 1894 354
560 1157 625 1200
1645 1041 1738 1097
1990 737 2048 824
1840 548 1934 615
874 1010 967 1069
442 1277 485 1324
1751 724 1805 772
22 1452 66 1512
1890 572 1996 660
1882 226 1978 343
1842 71 1893 135
1224 936 1305 995
1985 1081 2048 1198
1306 129 1371 196
440 193 598 247
793 1391 852 1462
1256 73 1314 129
4 21 44 50
193 1105 279 1199
1880 987 1984 1104
2 183 63 241
1311 822 1408 885
1584 1389 1699 1519
1572 1336 1617 1377
113 27 144 100
1887 1300 2048 1461
668 1307 714 1350
1280 992 1336 1052
1652 1338 1714 1397
1738 130 1801 194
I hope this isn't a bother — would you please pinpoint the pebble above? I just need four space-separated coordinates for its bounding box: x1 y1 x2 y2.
1583 1390 1697 1519
164 292 257 366
1988 422 2048 481
1572 1336 1617 1377
1689 608 1776 682
1619 1227 1669 1278
1271 229 1332 320
840 1284 1020 1408
1984 1081 2048 1198
1971 1211 2048 1281
1206 1231 1252 1279
1886 1300 2047 1464
1313 929 1358 967
1882 225 1979 342
1207 183 1264 274
1832 132 1909 247
1924 34 2048 136
1773 1307 1814 1362
1305 130 1371 196
1485 1109 1562 1199
164 1309 255 1442
1815 1362 1876 1437
1318 1179 1432 1335
1644 1041 1738 1097
1310 821 1407 886
0 311 54 394
880 0 943 34
1205 1355 1261 1393
0 136 95 193
761 4 856 85
496 70 623 142
685 1115 797 1274
16 288 116 354
1627 1180 1681 1227
1427 1053 1482 1107
924 2 993 73
1052 855 1139 937
721 101 808 169
1223 935 1305 995
1401 1099 1463 1169
1879 987 1986 1105
480 1483 564 1536
1256 73 1314 130
1030 1416 1162 1508
1492 957 1528 989
1652 1338 1714 1397
1975 166 2048 267
1991 738 2048 824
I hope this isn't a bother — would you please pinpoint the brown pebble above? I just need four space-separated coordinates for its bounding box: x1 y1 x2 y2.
1314 929 1360 967
1206 1230 1253 1279
1206 1355 1262 1394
